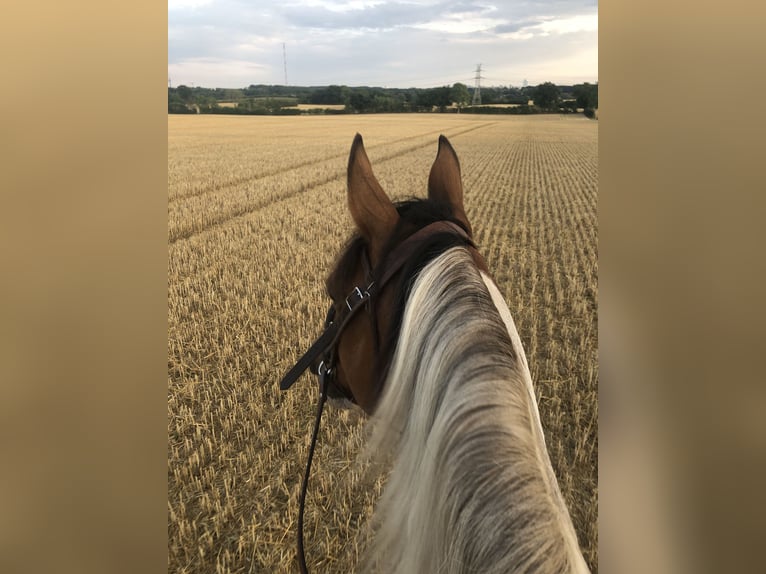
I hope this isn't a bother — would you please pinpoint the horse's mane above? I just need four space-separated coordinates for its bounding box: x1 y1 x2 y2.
363 246 589 573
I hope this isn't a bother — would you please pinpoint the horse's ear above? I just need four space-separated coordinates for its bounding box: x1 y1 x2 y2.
347 133 399 263
428 135 472 236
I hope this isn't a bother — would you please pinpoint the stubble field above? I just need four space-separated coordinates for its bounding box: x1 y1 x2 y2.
168 113 598 573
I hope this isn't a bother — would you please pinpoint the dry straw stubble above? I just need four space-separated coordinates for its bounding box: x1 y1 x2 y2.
168 114 598 573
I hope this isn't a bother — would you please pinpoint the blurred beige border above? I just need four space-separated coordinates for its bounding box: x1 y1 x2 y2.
601 1 766 572
3 0 766 572
0 2 167 573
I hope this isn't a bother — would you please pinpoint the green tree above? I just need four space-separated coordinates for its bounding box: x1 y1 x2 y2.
168 90 193 114
310 85 348 105
451 83 470 108
533 82 560 110
348 88 373 112
414 87 450 111
176 85 192 102
573 82 598 109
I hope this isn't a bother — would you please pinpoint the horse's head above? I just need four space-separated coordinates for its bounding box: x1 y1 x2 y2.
323 133 482 414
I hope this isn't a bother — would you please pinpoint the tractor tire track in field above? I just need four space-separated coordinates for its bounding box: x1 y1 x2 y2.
169 125 489 204
167 131 441 203
169 122 495 244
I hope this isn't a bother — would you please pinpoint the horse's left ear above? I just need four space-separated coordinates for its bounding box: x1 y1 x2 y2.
428 135 472 236
347 133 399 264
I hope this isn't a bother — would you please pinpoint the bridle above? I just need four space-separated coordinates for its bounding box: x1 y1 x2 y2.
279 220 474 573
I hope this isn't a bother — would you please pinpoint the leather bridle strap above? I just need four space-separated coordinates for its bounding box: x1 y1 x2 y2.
279 284 372 391
296 365 328 574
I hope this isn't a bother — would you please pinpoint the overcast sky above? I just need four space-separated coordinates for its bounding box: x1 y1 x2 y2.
168 0 597 89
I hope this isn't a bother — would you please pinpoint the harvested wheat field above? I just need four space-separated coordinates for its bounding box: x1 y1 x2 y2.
168 113 598 573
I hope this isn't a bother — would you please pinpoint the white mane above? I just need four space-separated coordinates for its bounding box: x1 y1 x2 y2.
363 247 589 573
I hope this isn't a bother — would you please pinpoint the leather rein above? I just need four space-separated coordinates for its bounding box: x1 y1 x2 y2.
278 220 473 573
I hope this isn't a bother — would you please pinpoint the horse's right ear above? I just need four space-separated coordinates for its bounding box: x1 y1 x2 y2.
428 135 472 236
347 134 399 263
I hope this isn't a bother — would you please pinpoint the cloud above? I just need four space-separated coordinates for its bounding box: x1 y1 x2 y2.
493 20 544 35
409 3 504 34
168 0 598 88
492 13 598 41
168 0 215 10
538 13 599 35
277 1 437 31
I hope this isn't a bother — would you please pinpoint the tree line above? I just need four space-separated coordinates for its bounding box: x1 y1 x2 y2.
168 81 597 116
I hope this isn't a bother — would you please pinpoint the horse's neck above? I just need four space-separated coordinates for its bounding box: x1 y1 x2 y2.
366 249 588 573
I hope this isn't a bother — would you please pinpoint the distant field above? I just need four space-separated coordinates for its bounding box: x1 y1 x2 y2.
168 114 598 573
294 103 346 111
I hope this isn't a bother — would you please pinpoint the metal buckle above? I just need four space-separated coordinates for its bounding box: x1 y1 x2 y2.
317 360 330 377
345 286 364 311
